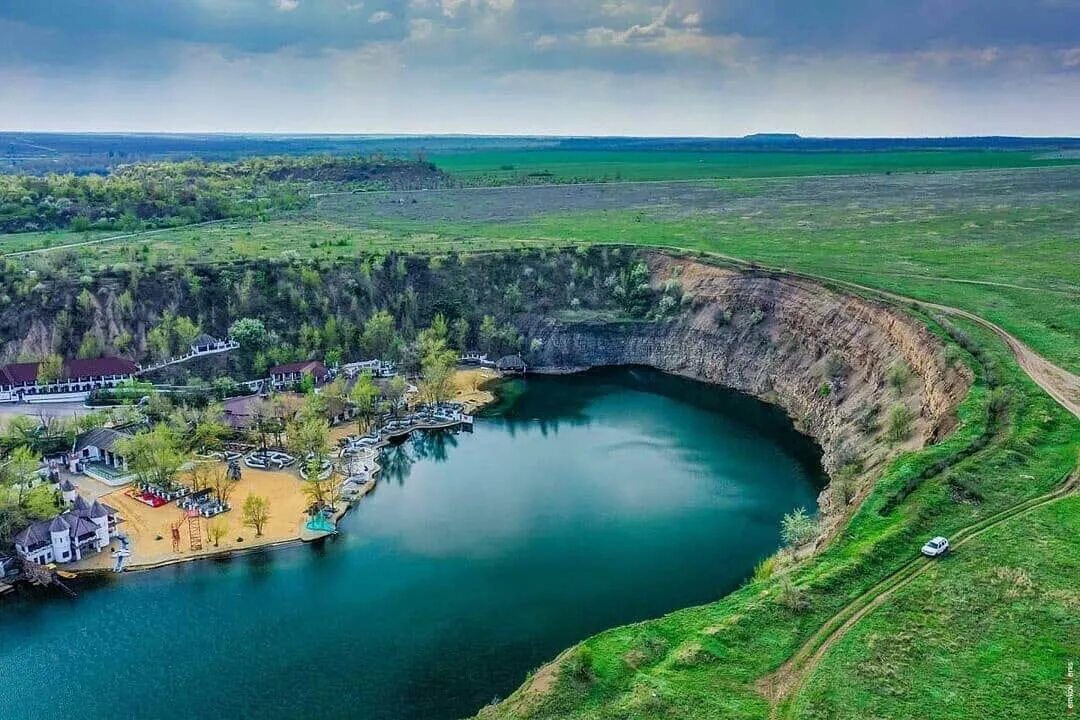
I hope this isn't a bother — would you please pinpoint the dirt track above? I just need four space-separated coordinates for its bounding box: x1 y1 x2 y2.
761 472 1078 719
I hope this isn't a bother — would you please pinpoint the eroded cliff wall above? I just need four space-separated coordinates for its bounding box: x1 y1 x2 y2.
525 253 970 483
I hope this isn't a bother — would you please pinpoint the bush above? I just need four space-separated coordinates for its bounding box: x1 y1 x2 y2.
886 404 915 442
781 507 818 547
887 361 911 393
563 646 594 683
753 555 777 582
776 577 812 614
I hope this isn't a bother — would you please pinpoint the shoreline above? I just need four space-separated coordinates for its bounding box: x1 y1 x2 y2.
68 368 500 578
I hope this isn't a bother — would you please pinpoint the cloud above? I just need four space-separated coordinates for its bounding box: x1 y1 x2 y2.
0 0 1078 134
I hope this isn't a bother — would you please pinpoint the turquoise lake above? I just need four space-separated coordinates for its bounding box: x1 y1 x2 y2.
0 367 824 720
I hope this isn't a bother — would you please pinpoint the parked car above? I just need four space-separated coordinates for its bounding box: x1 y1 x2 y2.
921 536 950 557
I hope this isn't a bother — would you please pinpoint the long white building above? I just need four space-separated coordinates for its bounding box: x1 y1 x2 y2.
0 356 138 404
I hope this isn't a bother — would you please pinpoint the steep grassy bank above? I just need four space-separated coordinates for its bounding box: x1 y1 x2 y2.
474 299 1078 720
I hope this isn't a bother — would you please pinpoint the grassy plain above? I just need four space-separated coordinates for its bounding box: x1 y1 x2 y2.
432 149 1080 183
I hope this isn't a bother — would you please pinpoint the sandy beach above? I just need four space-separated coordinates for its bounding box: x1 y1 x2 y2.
72 368 501 574
74 464 311 571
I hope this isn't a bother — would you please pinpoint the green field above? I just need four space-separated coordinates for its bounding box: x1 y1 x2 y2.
433 149 1080 183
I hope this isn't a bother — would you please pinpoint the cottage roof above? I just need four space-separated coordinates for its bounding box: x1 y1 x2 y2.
495 354 526 370
71 494 92 516
269 360 329 379
61 512 100 539
0 357 137 386
89 500 109 518
191 333 219 347
48 516 70 533
74 427 133 454
14 521 51 548
59 479 76 492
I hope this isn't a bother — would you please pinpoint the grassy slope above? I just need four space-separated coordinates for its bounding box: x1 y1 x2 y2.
433 150 1079 183
795 495 1078 720
477 313 1078 720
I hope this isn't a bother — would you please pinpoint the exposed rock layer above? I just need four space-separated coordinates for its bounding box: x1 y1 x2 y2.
525 253 970 478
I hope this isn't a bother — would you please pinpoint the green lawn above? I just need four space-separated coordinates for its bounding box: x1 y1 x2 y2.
433 149 1080 184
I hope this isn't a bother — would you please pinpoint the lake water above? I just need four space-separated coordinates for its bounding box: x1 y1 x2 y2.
0 367 823 720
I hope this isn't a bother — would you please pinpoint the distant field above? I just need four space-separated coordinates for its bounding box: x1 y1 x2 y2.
432 149 1080 183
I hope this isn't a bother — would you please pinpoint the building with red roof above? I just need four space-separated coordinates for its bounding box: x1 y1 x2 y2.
0 356 138 403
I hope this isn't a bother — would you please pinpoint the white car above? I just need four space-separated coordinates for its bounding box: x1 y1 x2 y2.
921 536 950 557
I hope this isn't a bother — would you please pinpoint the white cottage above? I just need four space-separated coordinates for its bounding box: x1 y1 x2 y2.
14 495 120 565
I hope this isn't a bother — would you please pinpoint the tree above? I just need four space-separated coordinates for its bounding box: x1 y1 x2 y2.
287 416 330 461
192 403 229 452
115 425 185 491
886 404 915 443
207 518 228 548
188 460 218 493
451 317 470 352
612 261 652 317
360 310 398 359
384 375 408 418
77 331 103 359
241 494 270 537
36 354 64 385
228 317 268 349
887 362 911 394
348 372 379 434
420 353 455 405
478 315 498 355
212 463 239 506
780 507 818 547
0 446 41 508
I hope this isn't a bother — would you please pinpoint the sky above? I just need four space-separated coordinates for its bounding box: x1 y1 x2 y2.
1 0 1078 136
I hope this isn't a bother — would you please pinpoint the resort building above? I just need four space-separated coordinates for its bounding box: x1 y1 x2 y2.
495 354 528 374
342 359 397 378
189 334 234 354
14 494 121 565
0 356 138 404
221 394 264 432
269 360 330 389
71 427 136 484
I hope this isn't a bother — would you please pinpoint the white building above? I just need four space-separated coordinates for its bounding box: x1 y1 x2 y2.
14 495 120 565
341 359 396 378
0 356 138 404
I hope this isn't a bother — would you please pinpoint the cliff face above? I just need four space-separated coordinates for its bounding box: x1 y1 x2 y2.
524 253 970 483
2 249 969 497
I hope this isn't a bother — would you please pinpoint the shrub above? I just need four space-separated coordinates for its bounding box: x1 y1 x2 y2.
886 404 915 443
753 555 777 582
776 577 812 614
824 352 846 379
781 507 818 547
887 361 911 393
563 646 594 683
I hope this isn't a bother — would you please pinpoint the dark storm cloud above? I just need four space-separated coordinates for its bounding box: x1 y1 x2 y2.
696 0 1080 53
1 1 1077 134
1 0 1076 76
